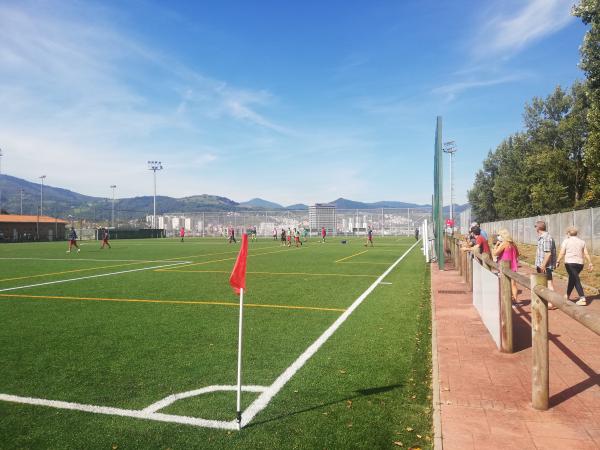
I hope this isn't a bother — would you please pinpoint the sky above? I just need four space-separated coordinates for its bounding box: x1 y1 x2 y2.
0 0 587 206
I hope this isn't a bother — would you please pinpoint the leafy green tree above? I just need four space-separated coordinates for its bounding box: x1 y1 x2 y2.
573 0 600 205
467 150 498 222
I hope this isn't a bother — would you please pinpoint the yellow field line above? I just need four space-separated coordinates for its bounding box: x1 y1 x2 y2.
0 261 150 283
163 245 284 261
0 293 344 312
154 269 378 278
336 261 392 265
335 250 368 263
168 248 291 269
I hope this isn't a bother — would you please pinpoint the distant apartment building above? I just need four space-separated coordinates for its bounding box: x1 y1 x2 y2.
309 203 336 235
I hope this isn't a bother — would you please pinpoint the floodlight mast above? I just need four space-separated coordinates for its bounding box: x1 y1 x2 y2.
39 175 46 216
442 141 457 223
147 161 163 230
110 185 117 229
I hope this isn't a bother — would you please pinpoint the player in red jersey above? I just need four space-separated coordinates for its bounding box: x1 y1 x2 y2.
100 228 111 249
321 227 326 243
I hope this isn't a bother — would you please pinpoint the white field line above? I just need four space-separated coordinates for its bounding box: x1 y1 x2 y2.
0 384 266 430
0 257 193 263
0 262 190 293
0 240 420 430
380 282 393 285
240 239 421 427
142 385 267 414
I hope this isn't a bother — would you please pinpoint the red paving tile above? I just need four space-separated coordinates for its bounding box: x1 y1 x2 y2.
432 261 600 449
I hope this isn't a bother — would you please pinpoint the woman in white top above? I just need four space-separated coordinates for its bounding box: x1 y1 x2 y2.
556 226 593 306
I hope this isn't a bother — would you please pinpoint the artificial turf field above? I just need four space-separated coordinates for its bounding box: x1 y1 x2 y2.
0 236 432 449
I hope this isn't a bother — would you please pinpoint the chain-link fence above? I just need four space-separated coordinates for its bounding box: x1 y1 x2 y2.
479 207 600 255
151 208 431 238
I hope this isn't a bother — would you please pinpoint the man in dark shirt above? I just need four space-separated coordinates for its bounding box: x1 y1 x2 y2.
67 227 80 253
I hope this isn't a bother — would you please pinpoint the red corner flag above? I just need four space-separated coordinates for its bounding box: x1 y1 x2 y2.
229 233 248 294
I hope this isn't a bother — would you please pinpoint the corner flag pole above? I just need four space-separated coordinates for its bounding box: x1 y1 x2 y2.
229 233 248 430
236 287 244 429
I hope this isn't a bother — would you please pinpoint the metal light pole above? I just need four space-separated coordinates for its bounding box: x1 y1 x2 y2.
39 175 46 216
443 141 457 222
110 185 117 229
147 161 163 229
20 189 24 215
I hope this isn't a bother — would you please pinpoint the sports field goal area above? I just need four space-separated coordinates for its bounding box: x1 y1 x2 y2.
0 236 432 449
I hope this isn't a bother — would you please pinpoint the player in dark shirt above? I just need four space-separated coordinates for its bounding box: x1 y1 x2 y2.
364 227 374 247
67 227 80 253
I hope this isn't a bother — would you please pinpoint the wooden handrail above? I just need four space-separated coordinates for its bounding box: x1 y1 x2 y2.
533 285 600 336
445 233 600 410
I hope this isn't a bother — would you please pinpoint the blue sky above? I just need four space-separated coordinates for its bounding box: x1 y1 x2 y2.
0 0 586 206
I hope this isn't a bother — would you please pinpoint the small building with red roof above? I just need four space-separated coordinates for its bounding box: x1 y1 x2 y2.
0 215 68 242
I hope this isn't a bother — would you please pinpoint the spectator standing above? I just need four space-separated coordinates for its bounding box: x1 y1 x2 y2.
471 221 488 240
556 226 593 306
492 229 519 302
535 221 557 309
462 226 490 256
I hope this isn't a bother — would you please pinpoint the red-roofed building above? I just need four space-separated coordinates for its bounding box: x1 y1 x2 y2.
0 215 68 242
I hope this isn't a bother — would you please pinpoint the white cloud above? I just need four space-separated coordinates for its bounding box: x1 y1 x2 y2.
431 72 530 102
473 0 574 59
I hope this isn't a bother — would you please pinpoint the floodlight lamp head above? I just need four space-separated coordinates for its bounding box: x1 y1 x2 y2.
442 141 457 154
147 161 163 171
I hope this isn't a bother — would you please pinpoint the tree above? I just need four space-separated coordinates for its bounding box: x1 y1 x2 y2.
573 0 600 205
467 150 498 222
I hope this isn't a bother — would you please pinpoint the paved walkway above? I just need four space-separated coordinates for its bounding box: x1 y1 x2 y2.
432 261 600 449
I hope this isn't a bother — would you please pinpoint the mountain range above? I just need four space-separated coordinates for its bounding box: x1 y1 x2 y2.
0 174 467 221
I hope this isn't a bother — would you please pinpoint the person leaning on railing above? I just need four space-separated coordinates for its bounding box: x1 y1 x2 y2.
555 226 593 306
492 229 519 303
461 226 491 256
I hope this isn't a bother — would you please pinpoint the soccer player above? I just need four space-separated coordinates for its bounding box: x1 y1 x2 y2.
294 228 302 247
302 227 309 242
100 228 111 249
321 227 326 243
180 226 185 242
415 227 420 241
273 227 278 241
252 225 257 241
280 228 286 246
365 227 374 247
287 227 292 247
228 227 237 244
67 227 80 253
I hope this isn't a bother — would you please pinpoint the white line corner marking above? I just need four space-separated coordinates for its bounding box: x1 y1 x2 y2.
0 241 419 429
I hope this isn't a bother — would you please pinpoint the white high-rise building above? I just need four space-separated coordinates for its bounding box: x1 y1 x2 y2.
309 203 336 235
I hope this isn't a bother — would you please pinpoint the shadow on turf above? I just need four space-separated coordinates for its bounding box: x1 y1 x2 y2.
244 383 403 428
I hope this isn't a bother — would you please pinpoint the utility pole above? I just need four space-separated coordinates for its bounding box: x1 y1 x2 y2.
110 185 117 229
39 175 46 216
443 141 457 223
147 161 163 230
20 189 24 215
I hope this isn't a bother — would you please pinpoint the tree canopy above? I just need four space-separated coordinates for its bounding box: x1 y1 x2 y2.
468 1 600 221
